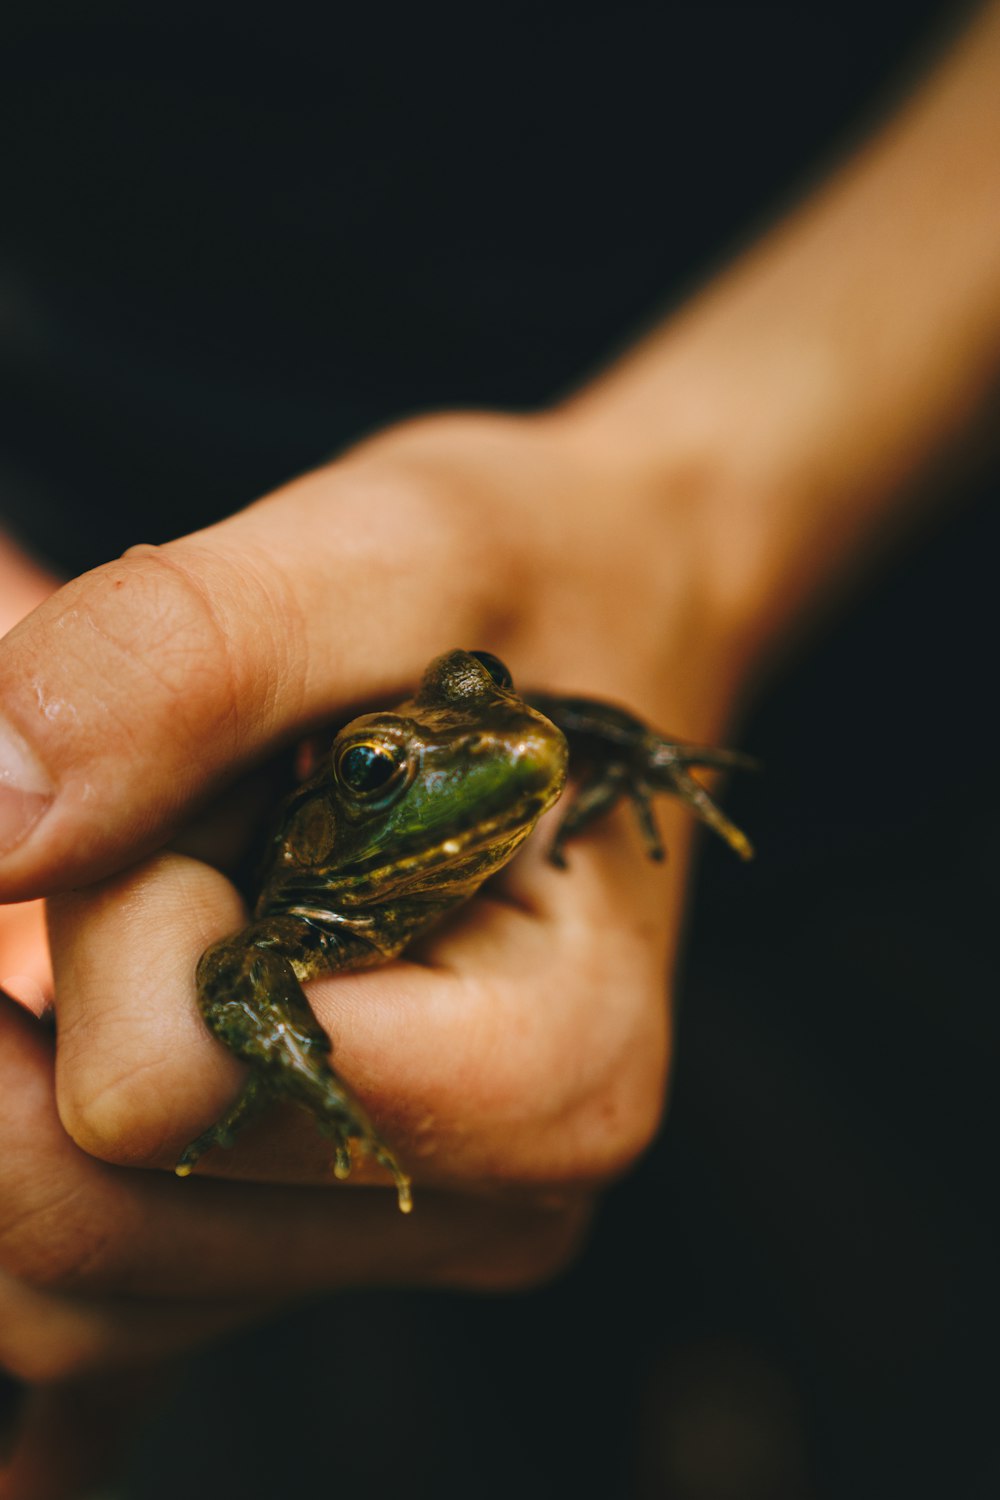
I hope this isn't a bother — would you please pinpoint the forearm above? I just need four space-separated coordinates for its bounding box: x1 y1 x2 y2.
563 0 1000 677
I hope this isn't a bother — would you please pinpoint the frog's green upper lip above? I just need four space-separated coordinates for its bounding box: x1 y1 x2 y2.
349 797 547 879
269 786 559 910
358 790 554 880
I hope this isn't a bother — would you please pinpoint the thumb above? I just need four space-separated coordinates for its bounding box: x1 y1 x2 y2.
0 454 503 900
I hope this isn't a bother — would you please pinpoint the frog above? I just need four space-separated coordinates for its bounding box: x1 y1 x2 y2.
176 648 754 1211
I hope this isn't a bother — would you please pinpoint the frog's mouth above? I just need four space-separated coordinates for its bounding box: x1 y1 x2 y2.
279 786 560 910
371 803 543 887
352 786 561 895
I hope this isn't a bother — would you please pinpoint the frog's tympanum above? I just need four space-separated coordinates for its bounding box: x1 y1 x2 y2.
176 649 754 1210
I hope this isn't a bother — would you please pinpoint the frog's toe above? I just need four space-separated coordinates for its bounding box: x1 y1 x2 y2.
310 1088 413 1211
663 765 755 860
546 838 569 870
175 1126 223 1177
371 1141 413 1214
546 767 626 867
626 781 666 862
175 1074 271 1178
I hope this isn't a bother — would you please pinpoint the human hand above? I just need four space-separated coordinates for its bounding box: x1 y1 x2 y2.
0 411 739 1500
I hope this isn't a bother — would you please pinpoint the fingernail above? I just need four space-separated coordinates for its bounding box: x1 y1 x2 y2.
0 717 53 855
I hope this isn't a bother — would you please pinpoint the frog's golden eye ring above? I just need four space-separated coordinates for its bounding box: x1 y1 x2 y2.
468 650 513 691
336 740 408 798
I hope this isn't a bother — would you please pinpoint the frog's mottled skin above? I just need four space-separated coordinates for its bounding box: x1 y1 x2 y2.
177 649 753 1209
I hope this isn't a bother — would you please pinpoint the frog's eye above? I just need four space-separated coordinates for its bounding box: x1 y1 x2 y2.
468 650 513 691
336 741 407 798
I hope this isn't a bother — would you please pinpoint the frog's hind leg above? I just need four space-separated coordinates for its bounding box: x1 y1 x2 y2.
547 723 755 866
178 930 411 1211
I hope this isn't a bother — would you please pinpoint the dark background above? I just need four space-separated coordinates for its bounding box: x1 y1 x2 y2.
2 4 997 1496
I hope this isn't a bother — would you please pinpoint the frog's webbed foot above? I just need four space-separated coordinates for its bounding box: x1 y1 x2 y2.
549 761 687 868
648 759 755 861
533 694 756 866
177 932 412 1213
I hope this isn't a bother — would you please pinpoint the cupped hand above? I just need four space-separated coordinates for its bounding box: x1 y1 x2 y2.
0 411 737 1496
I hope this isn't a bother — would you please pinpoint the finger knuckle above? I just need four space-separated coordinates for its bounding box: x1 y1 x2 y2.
542 1031 670 1191
98 545 251 757
581 1070 670 1183
60 538 305 786
57 1057 170 1172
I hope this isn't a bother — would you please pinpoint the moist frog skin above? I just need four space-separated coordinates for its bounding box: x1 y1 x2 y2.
176 649 754 1210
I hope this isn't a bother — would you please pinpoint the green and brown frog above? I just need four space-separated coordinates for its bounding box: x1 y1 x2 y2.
176 649 754 1210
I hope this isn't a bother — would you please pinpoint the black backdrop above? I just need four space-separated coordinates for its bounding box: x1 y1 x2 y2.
2 5 996 1496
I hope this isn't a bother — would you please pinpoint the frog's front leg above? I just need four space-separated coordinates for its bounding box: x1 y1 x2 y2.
544 760 632 868
529 692 756 865
176 917 411 1212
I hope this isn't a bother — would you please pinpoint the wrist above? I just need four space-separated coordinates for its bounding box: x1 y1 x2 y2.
544 342 804 705
526 402 755 738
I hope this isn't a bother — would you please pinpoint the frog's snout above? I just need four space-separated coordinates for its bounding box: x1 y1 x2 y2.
507 716 569 802
459 713 566 808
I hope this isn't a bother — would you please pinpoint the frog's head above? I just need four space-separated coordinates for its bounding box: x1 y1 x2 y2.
323 650 567 902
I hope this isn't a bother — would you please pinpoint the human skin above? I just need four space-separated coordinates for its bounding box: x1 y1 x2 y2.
2 4 1000 1494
